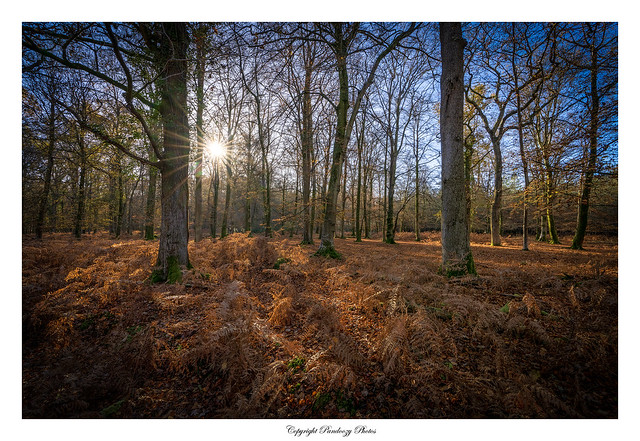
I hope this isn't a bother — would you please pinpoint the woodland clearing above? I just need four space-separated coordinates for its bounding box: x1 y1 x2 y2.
22 232 617 418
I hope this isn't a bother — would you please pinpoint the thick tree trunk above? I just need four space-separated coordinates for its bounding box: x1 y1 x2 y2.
153 23 191 282
317 46 348 255
439 22 475 276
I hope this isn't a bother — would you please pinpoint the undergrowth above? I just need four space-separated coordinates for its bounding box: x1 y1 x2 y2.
22 232 618 418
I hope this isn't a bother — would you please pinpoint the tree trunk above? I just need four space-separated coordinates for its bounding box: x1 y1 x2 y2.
365 171 372 239
415 144 421 241
211 160 219 238
114 158 124 238
194 27 206 242
36 98 56 239
340 151 348 239
220 164 232 238
355 127 363 242
384 142 397 244
464 137 473 235
317 42 348 255
310 159 317 242
244 140 253 234
511 28 530 251
439 22 475 276
537 214 547 242
542 148 560 244
381 139 388 242
301 46 314 244
74 133 87 239
261 158 272 238
291 172 298 237
153 23 191 282
490 137 502 246
144 159 157 240
571 37 599 250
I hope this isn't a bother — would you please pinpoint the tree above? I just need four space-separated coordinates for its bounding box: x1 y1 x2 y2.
566 23 617 249
24 23 193 281
25 65 59 239
311 22 418 257
439 22 475 276
192 24 209 242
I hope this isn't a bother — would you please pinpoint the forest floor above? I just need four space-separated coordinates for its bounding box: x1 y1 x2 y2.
22 231 618 418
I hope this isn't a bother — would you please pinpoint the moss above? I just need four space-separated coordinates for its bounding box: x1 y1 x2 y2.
313 246 343 260
313 392 332 412
166 256 183 284
287 356 306 371
149 256 184 284
440 252 477 278
149 268 165 284
273 257 292 269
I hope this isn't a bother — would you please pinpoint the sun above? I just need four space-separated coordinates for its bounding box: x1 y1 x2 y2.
206 140 226 160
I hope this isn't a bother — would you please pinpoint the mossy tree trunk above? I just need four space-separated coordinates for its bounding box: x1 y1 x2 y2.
152 23 191 281
439 22 476 277
317 22 417 257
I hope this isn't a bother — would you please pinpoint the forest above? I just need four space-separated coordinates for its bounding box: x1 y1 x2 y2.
22 22 618 420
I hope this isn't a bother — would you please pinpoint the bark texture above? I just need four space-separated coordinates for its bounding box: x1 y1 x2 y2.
439 22 475 276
